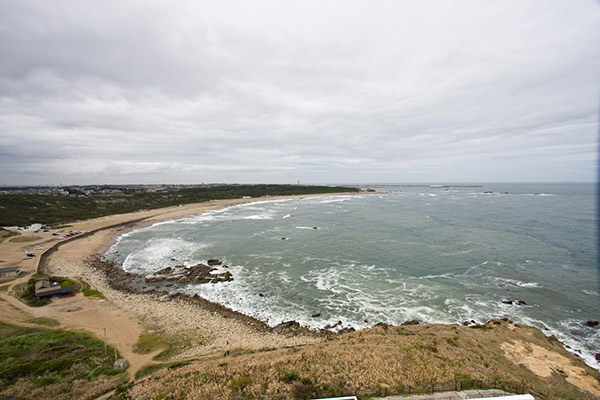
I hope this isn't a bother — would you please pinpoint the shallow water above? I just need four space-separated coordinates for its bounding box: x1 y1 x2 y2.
104 183 599 368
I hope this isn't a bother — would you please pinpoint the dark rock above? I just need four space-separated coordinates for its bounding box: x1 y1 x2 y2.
207 259 222 266
311 313 321 318
586 320 599 327
258 293 264 297
338 327 355 334
145 263 233 285
312 227 318 230
502 300 513 305
270 320 308 336
488 318 510 325
516 300 527 305
595 353 600 361
281 237 287 240
402 320 420 326
324 320 342 330
463 321 470 326
374 322 389 330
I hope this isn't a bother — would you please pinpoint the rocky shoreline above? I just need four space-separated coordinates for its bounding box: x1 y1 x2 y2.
88 255 325 337
88 255 584 344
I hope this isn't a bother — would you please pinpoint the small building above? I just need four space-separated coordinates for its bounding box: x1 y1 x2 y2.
0 267 20 280
28 223 43 231
34 278 74 299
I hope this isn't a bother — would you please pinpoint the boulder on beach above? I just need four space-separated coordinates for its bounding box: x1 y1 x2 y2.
324 320 342 330
271 320 305 336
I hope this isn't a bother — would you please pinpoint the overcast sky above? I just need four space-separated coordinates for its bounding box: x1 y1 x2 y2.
1 1 598 185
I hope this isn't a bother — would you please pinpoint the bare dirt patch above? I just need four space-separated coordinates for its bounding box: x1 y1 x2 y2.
502 340 600 396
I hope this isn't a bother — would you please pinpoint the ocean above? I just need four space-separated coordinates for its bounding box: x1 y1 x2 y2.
104 182 599 368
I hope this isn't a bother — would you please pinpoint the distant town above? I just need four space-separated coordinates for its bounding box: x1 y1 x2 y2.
0 183 245 196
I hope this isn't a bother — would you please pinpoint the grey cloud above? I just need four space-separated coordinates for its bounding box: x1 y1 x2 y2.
0 0 598 185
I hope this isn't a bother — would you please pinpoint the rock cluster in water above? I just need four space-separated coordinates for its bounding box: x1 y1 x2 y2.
145 261 233 284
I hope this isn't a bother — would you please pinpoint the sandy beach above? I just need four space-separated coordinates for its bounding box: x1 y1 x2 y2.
0 193 356 379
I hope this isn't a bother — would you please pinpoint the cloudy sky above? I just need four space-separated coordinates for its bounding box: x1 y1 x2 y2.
1 1 598 185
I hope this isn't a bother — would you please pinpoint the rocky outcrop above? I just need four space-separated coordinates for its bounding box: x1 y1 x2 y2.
488 318 511 325
402 320 420 326
270 320 314 336
145 264 233 284
586 320 598 327
324 320 342 330
502 299 527 305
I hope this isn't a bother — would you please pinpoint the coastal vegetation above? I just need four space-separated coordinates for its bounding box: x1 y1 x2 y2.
0 184 359 226
0 321 126 399
113 322 600 400
0 228 18 243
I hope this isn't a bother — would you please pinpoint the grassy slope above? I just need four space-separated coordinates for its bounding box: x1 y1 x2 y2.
0 185 359 226
0 321 127 400
116 322 600 400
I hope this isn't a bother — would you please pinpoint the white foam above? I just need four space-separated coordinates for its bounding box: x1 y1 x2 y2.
121 238 205 274
243 214 273 220
493 277 540 288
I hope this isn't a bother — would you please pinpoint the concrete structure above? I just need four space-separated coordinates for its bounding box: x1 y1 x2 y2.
0 267 20 279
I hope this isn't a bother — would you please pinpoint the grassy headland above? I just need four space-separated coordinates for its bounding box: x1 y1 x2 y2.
113 321 600 400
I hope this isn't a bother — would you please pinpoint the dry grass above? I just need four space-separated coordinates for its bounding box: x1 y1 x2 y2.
113 322 600 400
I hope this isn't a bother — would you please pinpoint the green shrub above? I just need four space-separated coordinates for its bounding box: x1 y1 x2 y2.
83 289 105 299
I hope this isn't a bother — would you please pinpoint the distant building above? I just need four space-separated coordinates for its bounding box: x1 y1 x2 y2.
0 267 20 280
34 278 74 299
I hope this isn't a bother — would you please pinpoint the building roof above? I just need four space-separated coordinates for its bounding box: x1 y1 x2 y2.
34 278 74 298
0 267 19 273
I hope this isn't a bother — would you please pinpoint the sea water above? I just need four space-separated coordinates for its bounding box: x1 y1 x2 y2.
104 183 599 368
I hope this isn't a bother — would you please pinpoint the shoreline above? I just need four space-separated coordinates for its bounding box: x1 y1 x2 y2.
32 193 367 357
37 190 599 346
